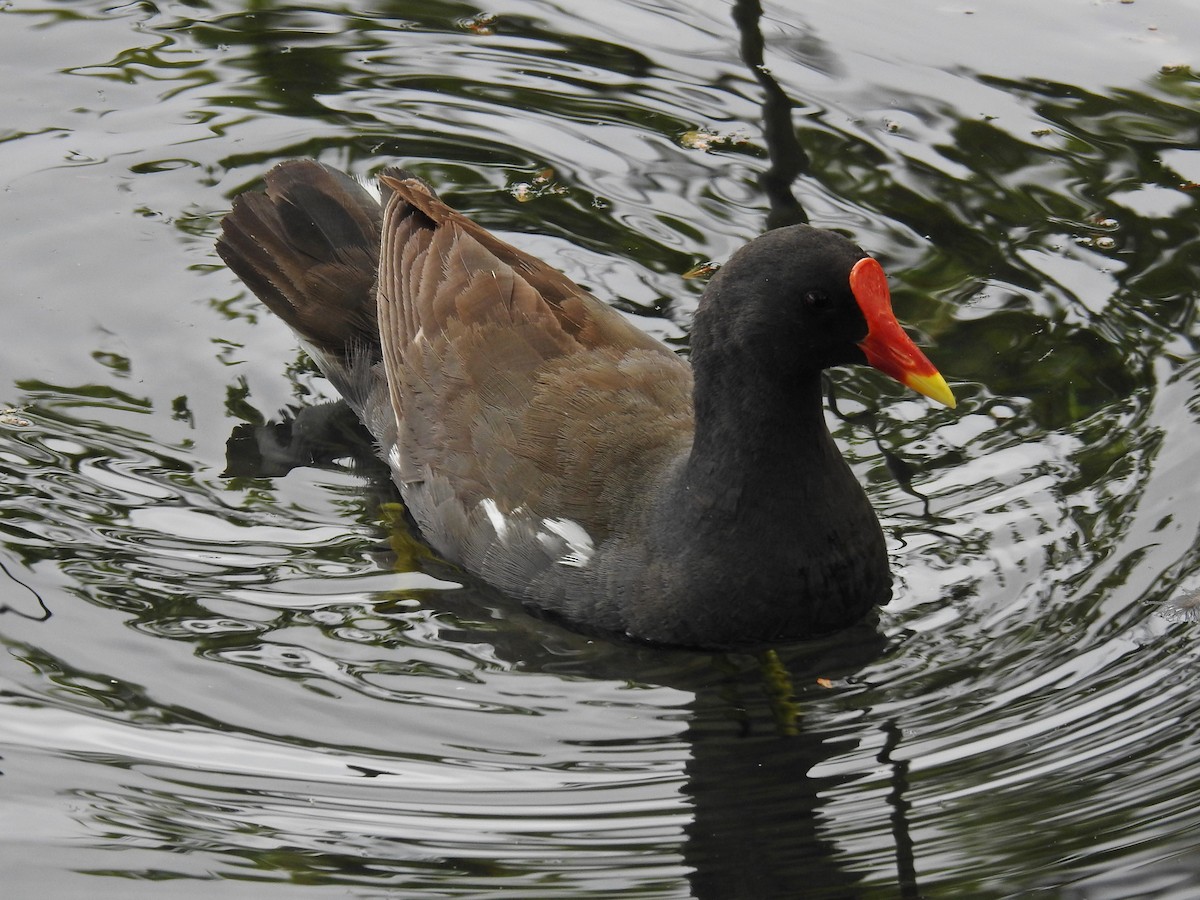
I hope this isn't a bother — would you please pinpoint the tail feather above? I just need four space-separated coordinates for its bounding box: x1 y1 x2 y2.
216 160 382 363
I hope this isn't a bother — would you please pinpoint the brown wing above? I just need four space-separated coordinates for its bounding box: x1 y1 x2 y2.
374 173 694 543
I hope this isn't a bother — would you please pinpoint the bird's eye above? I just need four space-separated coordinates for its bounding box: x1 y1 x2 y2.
804 290 833 311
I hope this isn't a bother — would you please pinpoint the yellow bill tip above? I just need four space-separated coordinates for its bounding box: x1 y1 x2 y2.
903 371 957 409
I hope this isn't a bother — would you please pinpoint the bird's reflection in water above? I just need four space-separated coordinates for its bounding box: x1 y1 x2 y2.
226 407 917 899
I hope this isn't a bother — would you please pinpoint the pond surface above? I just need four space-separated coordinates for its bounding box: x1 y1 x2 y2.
3 0 1200 897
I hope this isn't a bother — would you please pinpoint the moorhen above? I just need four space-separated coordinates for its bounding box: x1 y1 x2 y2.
217 160 954 648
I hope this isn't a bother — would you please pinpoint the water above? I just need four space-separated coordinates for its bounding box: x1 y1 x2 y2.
3 0 1200 896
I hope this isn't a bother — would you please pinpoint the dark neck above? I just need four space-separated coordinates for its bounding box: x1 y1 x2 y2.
681 361 840 524
636 354 889 646
607 235 897 645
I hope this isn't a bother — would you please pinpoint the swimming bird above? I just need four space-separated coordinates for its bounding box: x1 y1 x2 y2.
217 160 953 648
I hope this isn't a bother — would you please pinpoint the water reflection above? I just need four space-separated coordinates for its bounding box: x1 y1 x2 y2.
227 400 908 897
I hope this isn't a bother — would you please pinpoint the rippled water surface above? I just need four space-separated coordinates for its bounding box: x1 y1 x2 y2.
3 1 1200 897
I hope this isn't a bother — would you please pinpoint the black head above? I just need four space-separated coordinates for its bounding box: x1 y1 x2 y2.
691 225 873 376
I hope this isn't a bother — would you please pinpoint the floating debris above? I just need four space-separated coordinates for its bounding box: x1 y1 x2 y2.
509 167 567 202
1162 587 1200 622
460 13 498 35
679 128 751 152
1 407 33 428
682 261 720 280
